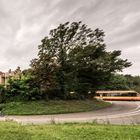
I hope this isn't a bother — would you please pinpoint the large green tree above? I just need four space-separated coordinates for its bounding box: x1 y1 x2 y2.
31 21 131 99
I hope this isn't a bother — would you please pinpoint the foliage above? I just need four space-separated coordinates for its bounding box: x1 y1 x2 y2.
96 74 140 93
30 21 131 99
97 74 130 90
124 75 140 92
5 72 140 102
0 22 133 101
6 74 41 101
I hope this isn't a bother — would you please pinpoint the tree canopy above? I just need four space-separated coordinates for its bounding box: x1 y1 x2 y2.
30 21 131 99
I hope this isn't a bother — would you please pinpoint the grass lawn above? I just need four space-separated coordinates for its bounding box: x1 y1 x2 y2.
0 121 140 140
0 100 111 115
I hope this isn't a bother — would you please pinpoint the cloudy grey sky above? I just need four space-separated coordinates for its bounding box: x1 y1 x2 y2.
0 0 140 75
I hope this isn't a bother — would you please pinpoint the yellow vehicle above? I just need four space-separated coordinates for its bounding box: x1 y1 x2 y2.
95 90 140 101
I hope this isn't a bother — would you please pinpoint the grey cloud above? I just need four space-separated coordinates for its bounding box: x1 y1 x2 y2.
0 0 140 75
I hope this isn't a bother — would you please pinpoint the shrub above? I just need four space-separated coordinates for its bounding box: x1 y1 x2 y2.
6 76 42 101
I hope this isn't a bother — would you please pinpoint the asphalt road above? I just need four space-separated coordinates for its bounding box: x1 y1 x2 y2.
2 101 140 125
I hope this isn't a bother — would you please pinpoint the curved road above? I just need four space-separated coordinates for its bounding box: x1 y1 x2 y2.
2 101 140 125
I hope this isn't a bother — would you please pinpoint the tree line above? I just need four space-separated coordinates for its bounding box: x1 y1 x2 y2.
1 21 138 102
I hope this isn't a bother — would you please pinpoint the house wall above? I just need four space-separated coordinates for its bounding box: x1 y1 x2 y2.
0 75 5 85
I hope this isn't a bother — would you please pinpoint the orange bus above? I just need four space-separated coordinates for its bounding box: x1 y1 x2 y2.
95 90 140 101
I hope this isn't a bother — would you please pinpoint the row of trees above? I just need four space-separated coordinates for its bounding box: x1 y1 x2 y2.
98 74 140 92
0 21 136 102
1 72 140 102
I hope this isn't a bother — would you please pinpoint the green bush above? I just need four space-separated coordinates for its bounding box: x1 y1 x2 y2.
5 76 42 101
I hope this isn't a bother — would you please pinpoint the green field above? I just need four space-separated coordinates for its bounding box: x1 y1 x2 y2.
0 100 111 115
0 121 140 140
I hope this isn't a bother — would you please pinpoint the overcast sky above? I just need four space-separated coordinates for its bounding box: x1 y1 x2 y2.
0 0 140 75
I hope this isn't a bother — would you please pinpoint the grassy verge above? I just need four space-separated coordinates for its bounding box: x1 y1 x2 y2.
0 121 140 140
0 100 111 115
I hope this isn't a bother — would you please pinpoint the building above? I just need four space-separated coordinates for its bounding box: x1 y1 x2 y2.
0 70 15 85
0 71 5 85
